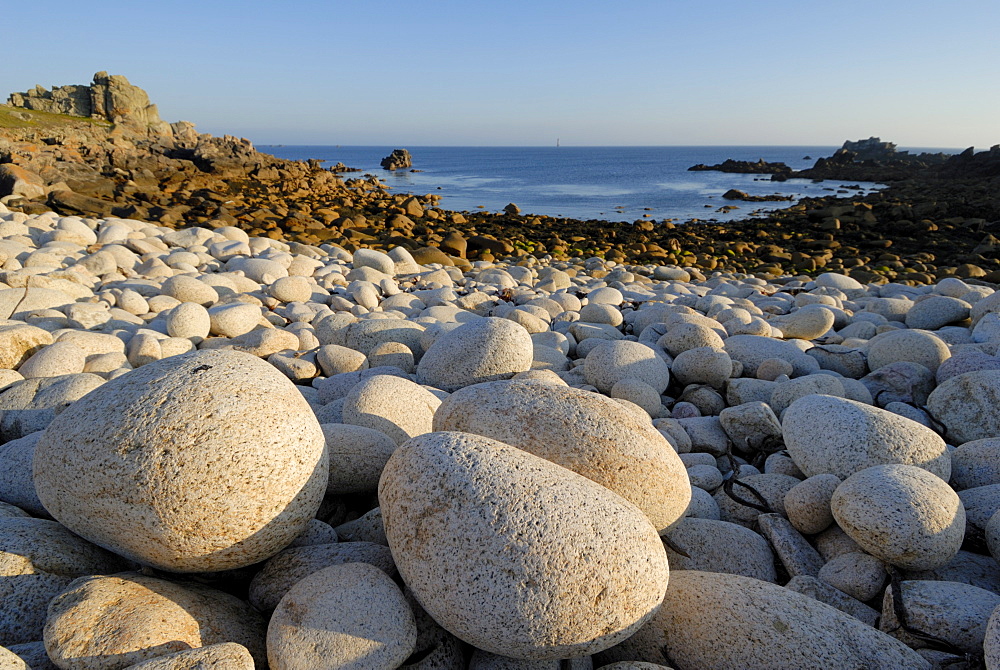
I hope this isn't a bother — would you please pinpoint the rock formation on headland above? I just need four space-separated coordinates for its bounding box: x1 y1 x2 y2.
8 71 170 133
380 149 412 171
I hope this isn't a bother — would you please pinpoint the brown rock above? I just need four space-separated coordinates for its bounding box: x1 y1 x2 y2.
0 165 46 200
440 231 468 258
47 189 113 217
44 573 267 669
410 246 454 266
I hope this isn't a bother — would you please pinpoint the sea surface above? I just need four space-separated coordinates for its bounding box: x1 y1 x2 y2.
257 145 940 223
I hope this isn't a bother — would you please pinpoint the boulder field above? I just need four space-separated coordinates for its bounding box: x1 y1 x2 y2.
0 204 998 669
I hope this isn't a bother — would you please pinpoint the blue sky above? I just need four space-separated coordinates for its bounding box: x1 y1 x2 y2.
4 0 997 147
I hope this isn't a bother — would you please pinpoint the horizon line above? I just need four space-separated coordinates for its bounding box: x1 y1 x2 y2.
253 142 970 151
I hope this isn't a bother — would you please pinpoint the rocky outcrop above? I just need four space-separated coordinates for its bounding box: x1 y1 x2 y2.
0 164 45 200
722 189 794 202
689 158 792 176
792 138 954 182
8 71 169 133
380 149 412 171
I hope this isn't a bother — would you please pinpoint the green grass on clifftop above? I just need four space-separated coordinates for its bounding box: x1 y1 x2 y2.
0 105 112 130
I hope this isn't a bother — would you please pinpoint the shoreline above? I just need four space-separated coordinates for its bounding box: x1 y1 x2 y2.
1 101 998 286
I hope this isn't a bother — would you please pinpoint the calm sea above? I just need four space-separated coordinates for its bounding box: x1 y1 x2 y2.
256 145 937 223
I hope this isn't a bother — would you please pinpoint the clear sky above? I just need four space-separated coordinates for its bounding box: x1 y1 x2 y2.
3 0 997 147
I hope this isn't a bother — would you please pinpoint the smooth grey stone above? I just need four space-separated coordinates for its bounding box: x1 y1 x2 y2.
757 513 825 578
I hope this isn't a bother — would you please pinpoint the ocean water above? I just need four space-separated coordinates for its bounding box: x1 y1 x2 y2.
259 145 888 223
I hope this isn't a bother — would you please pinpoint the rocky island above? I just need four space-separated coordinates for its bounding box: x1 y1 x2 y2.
0 73 997 670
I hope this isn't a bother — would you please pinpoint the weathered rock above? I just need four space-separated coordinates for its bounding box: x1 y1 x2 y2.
784 474 841 535
662 517 776 582
903 549 1000 595
817 551 887 602
44 573 266 669
584 341 670 395
926 370 1000 444
0 646 29 670
249 541 397 612
806 344 868 378
596 571 928 670
880 580 1000 655
989 510 1000 563
417 317 532 392
322 423 397 494
0 517 129 646
0 433 46 517
712 473 799 527
380 149 412 171
986 604 1000 670
434 380 690 532
757 513 825 578
782 394 950 480
866 329 951 374
785 575 880 626
121 643 255 670
670 346 732 389
379 431 669 660
342 374 441 445
0 324 53 369
905 296 971 330
33 350 328 572
266 562 416 670
723 335 820 377
770 304 835 340
861 361 936 407
951 438 1000 489
470 651 592 670
9 71 165 127
0 165 46 200
831 464 965 570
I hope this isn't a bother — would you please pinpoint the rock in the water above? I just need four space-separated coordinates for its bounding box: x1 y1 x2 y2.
433 380 690 532
782 394 950 480
831 464 965 570
595 570 928 670
33 350 328 572
266 562 416 670
378 431 669 660
44 573 266 669
417 317 532 392
380 149 412 171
